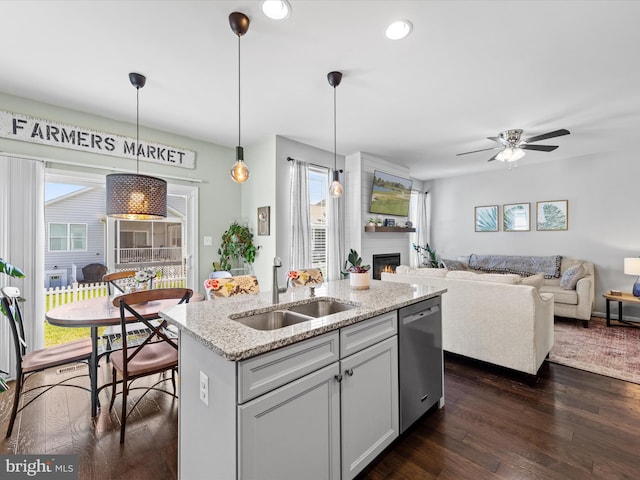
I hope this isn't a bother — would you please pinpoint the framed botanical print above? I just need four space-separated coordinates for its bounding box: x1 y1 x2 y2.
503 203 530 232
475 205 499 232
536 200 568 231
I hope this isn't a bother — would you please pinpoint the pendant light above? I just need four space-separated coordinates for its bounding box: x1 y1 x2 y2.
328 71 343 197
229 12 251 183
106 73 167 219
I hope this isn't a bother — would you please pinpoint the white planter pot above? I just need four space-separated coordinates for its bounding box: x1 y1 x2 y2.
349 272 370 290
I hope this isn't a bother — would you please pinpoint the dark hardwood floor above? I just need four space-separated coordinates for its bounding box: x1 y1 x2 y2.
2 356 640 479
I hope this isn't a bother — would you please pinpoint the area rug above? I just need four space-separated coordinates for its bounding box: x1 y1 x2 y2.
549 317 640 384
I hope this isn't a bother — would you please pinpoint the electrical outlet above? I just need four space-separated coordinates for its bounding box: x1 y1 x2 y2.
203 236 213 246
199 371 209 406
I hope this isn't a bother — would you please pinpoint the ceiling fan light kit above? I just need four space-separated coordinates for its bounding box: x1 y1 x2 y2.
456 128 570 168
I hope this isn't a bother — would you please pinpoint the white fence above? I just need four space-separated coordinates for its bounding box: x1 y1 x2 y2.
44 277 187 310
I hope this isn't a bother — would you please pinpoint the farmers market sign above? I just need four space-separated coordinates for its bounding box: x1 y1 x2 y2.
0 110 195 169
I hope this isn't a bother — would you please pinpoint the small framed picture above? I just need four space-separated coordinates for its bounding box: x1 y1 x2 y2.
257 206 270 236
503 203 530 232
474 205 499 232
536 200 568 231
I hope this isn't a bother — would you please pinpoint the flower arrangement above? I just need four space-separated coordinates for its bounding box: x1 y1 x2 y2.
134 268 156 284
343 249 371 274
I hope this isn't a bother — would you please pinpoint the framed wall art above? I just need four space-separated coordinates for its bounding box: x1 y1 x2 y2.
536 200 568 231
503 203 530 232
475 205 499 232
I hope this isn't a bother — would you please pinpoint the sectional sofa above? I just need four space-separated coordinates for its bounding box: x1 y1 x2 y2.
382 267 554 380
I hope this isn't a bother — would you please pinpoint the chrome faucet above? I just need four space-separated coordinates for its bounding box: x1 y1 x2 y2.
272 257 287 304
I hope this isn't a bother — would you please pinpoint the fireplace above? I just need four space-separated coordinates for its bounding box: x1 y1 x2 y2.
372 253 401 280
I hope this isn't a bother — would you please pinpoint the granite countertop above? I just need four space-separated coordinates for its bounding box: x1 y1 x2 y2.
160 279 446 361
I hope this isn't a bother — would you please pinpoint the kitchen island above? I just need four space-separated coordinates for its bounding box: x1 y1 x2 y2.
161 279 446 480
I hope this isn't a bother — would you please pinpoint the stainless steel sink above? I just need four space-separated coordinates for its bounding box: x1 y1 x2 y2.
287 300 356 318
233 310 312 331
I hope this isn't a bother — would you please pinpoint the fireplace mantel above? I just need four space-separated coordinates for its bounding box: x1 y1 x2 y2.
364 225 415 233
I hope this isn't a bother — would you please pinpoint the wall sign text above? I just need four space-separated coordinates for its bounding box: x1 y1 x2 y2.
0 110 195 169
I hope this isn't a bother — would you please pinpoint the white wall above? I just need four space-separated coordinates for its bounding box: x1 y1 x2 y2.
242 136 277 288
428 153 640 316
0 92 239 293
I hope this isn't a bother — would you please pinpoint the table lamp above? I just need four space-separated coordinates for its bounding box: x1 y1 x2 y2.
623 257 640 297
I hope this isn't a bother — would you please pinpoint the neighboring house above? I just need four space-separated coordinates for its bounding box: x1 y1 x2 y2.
45 186 105 288
45 184 186 287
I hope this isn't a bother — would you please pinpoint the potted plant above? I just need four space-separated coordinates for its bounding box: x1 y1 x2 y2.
412 243 440 268
216 222 260 273
0 258 25 317
343 249 371 290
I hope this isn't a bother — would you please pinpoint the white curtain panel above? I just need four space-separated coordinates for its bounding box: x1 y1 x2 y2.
289 159 311 270
409 190 430 268
326 168 345 281
0 156 45 379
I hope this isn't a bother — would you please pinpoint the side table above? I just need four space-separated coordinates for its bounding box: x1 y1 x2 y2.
602 292 640 327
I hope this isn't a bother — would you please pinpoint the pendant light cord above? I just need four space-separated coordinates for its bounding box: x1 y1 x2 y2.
238 34 241 147
333 85 337 171
136 85 140 174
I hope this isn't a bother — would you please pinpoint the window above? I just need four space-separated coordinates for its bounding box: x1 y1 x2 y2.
309 166 328 275
48 223 87 251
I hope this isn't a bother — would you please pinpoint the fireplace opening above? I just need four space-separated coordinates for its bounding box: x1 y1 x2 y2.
373 253 401 280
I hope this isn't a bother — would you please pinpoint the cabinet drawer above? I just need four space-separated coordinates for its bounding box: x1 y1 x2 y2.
238 331 340 403
340 311 397 357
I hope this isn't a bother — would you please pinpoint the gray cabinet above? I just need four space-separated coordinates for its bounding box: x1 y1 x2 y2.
340 335 398 479
238 313 399 480
238 362 341 480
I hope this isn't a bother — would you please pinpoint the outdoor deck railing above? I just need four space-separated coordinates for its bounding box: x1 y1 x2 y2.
117 247 183 264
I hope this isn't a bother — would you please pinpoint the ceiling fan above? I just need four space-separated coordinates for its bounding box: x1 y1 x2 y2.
456 128 570 162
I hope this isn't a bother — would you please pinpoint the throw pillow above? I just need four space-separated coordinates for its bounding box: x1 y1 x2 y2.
440 259 467 271
521 272 544 289
560 264 586 290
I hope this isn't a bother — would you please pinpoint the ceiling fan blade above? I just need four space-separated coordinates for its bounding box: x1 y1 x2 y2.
456 147 500 156
487 136 509 146
523 128 570 143
487 151 501 162
521 144 559 152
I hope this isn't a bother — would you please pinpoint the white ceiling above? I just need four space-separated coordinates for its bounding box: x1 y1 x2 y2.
1 1 638 180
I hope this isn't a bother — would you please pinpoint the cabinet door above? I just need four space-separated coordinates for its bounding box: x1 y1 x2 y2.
238 362 341 480
341 336 399 480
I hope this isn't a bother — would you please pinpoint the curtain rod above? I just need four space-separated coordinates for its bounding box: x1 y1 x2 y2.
1 151 204 184
287 156 343 173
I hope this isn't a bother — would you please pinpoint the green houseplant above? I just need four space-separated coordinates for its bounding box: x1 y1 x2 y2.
0 258 25 317
216 222 260 272
343 249 371 290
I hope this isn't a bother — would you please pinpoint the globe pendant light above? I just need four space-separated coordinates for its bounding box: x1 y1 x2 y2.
328 71 343 197
229 12 250 183
106 73 167 220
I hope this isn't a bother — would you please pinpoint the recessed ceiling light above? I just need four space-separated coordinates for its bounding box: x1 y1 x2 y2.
261 0 291 20
385 20 413 40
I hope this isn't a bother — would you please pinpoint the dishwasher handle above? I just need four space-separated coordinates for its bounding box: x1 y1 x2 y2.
401 306 440 325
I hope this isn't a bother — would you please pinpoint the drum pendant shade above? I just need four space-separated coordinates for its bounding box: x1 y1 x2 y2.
106 173 167 220
106 72 167 220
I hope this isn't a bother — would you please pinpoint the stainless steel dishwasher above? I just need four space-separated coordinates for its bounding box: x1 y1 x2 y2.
398 296 443 433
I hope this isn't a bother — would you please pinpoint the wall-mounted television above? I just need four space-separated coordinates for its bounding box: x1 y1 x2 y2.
369 170 413 217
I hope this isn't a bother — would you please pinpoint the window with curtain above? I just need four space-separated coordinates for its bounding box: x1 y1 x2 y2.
309 166 329 276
